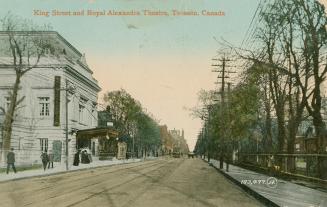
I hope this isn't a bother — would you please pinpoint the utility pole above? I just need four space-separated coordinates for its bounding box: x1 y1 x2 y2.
212 55 235 170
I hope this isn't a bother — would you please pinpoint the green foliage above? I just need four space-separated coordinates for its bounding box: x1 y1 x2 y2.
228 81 260 140
193 80 260 155
103 89 161 153
135 113 161 148
103 89 142 134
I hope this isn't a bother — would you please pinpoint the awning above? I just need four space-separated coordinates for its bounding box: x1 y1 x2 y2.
76 127 119 139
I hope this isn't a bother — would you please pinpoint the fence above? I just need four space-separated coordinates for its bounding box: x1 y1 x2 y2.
237 153 327 179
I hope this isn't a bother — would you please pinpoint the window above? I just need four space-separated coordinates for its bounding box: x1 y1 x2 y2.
39 138 48 152
91 103 97 126
79 104 85 123
91 102 97 113
4 97 10 112
39 97 50 116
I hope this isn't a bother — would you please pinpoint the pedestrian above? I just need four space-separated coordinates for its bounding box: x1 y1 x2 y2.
83 150 90 164
81 150 90 164
85 150 90 163
6 148 17 174
87 151 92 163
48 150 54 169
73 150 80 166
40 150 49 171
81 150 85 164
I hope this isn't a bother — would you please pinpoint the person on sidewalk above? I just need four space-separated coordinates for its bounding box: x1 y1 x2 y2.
73 150 80 166
81 150 90 164
87 151 92 163
48 150 54 169
6 148 17 174
40 150 49 171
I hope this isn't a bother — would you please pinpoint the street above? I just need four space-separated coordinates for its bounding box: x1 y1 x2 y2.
0 158 262 207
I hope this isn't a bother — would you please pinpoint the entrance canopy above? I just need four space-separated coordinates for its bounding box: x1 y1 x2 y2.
76 127 120 153
76 127 119 139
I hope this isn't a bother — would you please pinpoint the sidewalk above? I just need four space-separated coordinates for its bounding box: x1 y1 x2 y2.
209 159 327 207
0 158 144 183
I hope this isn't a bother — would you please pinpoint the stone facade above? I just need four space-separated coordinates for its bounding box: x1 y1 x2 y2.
0 31 101 166
169 129 189 154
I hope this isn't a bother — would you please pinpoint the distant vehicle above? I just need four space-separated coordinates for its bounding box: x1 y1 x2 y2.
172 152 181 158
188 152 195 158
172 147 181 158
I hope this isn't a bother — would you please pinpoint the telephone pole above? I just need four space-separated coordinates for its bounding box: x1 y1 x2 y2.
212 55 235 170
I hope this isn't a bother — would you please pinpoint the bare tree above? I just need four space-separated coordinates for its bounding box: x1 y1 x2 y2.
0 13 53 161
253 0 326 175
255 2 290 157
292 0 327 178
273 0 314 173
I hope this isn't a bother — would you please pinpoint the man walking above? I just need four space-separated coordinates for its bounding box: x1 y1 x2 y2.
6 148 17 174
41 150 49 171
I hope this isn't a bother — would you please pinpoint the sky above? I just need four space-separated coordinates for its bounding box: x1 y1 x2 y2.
0 0 283 150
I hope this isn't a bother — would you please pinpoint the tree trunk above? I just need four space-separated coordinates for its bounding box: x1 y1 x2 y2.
263 82 273 153
276 107 286 152
1 72 21 165
287 128 296 173
275 105 286 168
312 114 327 179
264 107 273 152
2 72 21 151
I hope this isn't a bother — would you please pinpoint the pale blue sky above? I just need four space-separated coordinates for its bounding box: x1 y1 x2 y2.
0 0 260 56
0 0 261 150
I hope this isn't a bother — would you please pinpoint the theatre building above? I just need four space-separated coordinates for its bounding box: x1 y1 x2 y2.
0 31 101 166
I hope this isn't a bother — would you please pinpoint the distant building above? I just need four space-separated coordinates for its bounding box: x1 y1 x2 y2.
169 128 189 154
0 31 100 166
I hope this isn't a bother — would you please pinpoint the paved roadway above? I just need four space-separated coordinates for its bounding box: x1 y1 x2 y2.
0 158 263 207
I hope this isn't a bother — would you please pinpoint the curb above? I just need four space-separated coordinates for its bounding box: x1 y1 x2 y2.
204 159 281 207
0 159 144 184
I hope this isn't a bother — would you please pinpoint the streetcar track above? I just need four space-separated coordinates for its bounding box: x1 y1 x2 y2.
0 159 263 207
22 161 167 206
65 159 182 207
109 159 218 207
29 160 163 193
0 159 169 207
1 159 163 195
21 160 174 207
119 159 185 207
